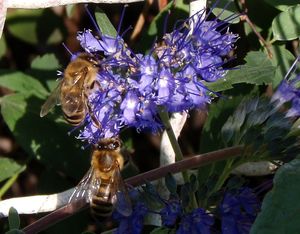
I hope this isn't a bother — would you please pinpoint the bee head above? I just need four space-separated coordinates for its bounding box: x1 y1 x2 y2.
95 137 121 151
72 52 99 67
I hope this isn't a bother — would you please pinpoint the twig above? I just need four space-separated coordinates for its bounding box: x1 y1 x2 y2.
17 146 243 234
238 0 273 58
22 200 88 234
129 0 153 44
6 0 144 8
127 146 243 186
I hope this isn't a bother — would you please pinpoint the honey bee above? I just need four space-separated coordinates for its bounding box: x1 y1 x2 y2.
69 137 132 219
40 53 100 127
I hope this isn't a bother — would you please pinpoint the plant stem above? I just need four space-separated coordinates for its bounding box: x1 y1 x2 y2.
0 172 21 199
213 159 235 193
237 0 273 58
158 109 189 182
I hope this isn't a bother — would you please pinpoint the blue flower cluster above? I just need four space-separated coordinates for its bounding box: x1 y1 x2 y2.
272 74 300 118
113 202 148 234
219 187 260 234
159 198 214 234
112 187 260 234
160 199 183 227
74 11 238 143
175 208 214 234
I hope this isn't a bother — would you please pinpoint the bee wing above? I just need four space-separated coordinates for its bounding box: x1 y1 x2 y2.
67 67 89 87
69 167 101 204
60 68 88 116
110 167 132 217
40 82 62 117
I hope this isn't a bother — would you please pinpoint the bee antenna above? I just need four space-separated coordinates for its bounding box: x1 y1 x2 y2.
81 143 92 150
84 4 102 37
67 126 80 136
62 42 74 56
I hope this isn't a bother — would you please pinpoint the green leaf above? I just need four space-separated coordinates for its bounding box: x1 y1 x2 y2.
95 8 117 38
270 44 296 87
0 94 28 130
0 93 89 180
180 183 191 208
0 35 7 58
38 169 73 194
8 207 20 230
100 230 115 234
264 0 300 11
219 97 298 161
189 174 198 192
272 5 300 41
200 96 243 152
29 53 61 92
150 227 176 234
291 118 300 136
6 9 44 44
0 71 48 98
0 157 25 182
147 0 188 38
137 0 188 52
251 159 300 234
165 173 177 194
206 51 275 92
5 229 25 234
226 176 245 190
210 0 240 24
6 9 65 45
66 4 76 18
31 54 60 70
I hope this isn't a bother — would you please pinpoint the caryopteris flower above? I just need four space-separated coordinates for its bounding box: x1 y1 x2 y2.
219 187 260 234
176 208 214 234
160 199 183 227
113 202 148 234
272 74 300 118
73 9 238 143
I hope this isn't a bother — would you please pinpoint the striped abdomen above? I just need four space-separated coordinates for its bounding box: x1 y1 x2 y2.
63 108 86 126
90 179 114 219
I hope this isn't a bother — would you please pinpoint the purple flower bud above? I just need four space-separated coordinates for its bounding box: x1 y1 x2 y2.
160 199 183 227
177 208 214 234
272 75 300 117
219 187 260 234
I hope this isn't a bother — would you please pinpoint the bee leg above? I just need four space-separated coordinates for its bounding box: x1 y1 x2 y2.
90 80 103 93
84 94 102 129
90 111 101 129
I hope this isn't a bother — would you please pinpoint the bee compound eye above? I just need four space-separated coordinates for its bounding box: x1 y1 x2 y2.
113 140 120 149
88 57 98 65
